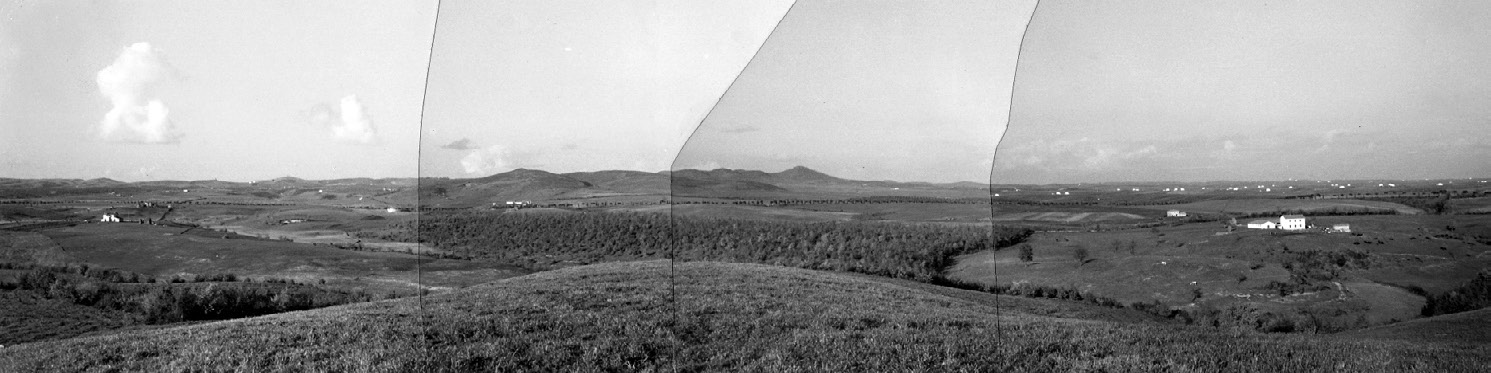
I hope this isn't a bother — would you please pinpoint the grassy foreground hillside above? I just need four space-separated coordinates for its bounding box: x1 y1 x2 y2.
1 260 1486 372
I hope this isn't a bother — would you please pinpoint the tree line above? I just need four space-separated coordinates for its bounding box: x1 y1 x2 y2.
0 263 379 324
387 211 1031 283
1422 270 1491 317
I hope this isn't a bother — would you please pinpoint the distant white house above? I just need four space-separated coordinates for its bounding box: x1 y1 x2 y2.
1246 215 1307 230
1330 224 1351 233
386 207 399 213
100 214 120 223
1166 210 1188 217
1246 219 1277 229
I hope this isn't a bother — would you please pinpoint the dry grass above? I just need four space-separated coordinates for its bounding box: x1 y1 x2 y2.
2 260 1485 372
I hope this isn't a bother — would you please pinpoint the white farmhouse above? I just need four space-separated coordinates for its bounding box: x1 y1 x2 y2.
100 214 120 222
1246 215 1307 230
1166 210 1188 217
1279 215 1306 230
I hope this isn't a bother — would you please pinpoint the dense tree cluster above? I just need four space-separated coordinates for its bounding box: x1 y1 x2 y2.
1422 271 1491 317
393 211 1031 282
1 264 376 324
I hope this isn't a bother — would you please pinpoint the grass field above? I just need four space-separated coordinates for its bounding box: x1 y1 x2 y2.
949 215 1491 332
611 204 858 222
0 260 1484 372
1448 196 1491 214
11 223 525 293
0 290 139 345
1339 308 1491 346
1149 198 1424 215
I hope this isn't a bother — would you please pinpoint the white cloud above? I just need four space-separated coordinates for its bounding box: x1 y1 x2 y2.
309 95 379 144
461 145 512 174
327 95 378 144
96 42 181 143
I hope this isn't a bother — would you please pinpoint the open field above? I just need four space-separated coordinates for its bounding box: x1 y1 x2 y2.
608 203 857 222
1148 198 1424 215
6 222 526 293
1339 308 1491 346
949 214 1491 332
1449 196 1491 214
4 170 1490 369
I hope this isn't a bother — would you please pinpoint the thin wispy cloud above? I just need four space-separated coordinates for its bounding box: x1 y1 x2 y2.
442 138 477 150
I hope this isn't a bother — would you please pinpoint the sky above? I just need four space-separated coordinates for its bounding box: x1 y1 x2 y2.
673 0 1037 183
417 0 793 178
4 1 1489 184
994 0 1491 184
0 0 434 182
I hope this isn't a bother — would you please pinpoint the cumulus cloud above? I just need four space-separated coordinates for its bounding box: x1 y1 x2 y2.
96 42 181 143
310 95 379 144
461 145 513 175
441 138 477 150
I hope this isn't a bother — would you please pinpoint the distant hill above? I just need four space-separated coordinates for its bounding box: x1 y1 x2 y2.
0 260 1481 371
561 170 669 194
0 166 994 204
409 165 992 206
419 168 602 206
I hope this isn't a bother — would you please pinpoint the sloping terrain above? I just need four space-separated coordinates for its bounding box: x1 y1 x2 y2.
562 170 670 194
1338 308 1491 345
1 261 1484 372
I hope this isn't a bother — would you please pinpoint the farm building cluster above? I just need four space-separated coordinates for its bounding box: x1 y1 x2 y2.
1246 215 1307 230
1239 215 1350 232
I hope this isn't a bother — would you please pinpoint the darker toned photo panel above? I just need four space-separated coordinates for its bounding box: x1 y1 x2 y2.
2 1 1488 372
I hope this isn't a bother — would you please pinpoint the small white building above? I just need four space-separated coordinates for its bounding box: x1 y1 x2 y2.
386 207 399 213
1330 224 1351 233
1246 219 1277 229
1167 210 1188 217
100 214 120 223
